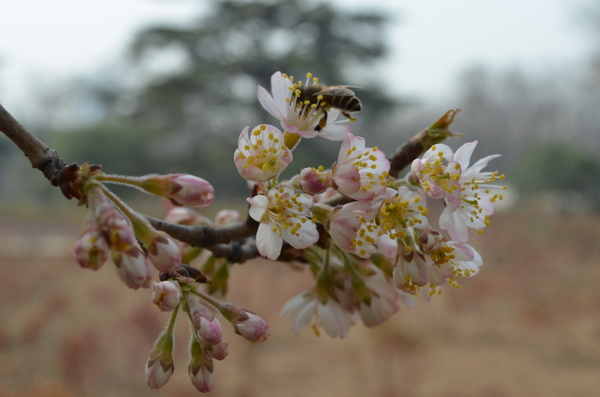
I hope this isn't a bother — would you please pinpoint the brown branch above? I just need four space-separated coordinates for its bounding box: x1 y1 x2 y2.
0 103 65 186
146 214 259 247
0 101 460 265
209 238 259 264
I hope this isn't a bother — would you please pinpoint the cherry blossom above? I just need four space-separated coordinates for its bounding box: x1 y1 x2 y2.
234 124 292 182
280 291 355 339
379 186 429 240
332 133 390 201
247 186 319 260
328 200 380 258
257 71 352 141
439 141 505 241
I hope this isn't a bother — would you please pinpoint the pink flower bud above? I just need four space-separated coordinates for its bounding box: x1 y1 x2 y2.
146 233 182 273
165 207 207 225
206 341 229 361
204 298 271 343
140 174 214 208
233 310 271 343
188 299 223 345
95 203 135 249
152 281 181 312
299 167 331 195
74 226 110 270
189 339 215 393
145 358 174 389
145 330 174 389
165 174 215 208
112 247 153 290
214 209 241 227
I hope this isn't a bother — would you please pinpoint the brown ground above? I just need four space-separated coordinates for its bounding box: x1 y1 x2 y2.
0 209 599 397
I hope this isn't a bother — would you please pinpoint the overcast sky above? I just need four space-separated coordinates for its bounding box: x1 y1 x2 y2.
0 0 593 112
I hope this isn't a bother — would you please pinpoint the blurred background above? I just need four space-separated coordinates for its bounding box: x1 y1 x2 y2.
1 0 600 396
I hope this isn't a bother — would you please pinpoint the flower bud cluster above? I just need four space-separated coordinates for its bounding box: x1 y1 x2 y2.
70 155 218 289
144 279 270 393
73 184 190 290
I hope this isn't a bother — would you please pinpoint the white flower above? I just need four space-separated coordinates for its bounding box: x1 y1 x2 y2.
234 124 292 182
439 141 504 241
257 71 352 140
379 186 429 240
328 200 380 258
247 186 319 260
280 292 355 338
448 241 483 278
358 266 400 328
332 133 390 200
409 143 457 199
393 229 483 299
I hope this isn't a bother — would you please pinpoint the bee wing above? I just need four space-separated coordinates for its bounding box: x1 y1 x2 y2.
314 85 360 97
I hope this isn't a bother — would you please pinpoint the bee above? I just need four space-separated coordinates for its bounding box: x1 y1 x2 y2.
296 83 362 130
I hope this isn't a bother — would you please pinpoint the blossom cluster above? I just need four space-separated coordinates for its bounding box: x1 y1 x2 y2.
68 70 506 393
235 71 506 338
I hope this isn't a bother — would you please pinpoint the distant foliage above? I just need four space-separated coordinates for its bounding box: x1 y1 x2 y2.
513 142 600 211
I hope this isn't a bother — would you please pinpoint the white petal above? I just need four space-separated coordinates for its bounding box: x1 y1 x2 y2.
291 299 317 335
317 300 352 339
439 207 470 242
255 222 283 260
247 195 269 221
423 143 453 162
270 71 290 115
281 221 319 249
464 154 502 176
257 85 283 120
453 141 478 169
359 296 399 328
280 292 308 317
319 123 352 141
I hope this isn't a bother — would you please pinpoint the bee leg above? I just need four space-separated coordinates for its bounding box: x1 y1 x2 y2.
342 111 356 122
316 112 328 131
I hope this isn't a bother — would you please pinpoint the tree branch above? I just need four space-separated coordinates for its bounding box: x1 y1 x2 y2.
1 102 458 264
146 215 259 247
0 103 65 186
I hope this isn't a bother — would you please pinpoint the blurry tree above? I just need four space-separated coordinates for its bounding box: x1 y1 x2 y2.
513 142 600 211
128 0 394 132
449 66 589 175
109 0 399 195
50 121 169 176
27 0 398 199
